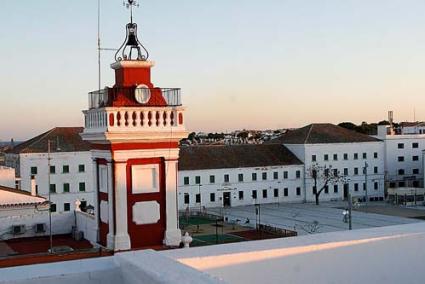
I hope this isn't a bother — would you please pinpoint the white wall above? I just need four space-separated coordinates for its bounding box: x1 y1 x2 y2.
178 165 305 210
0 166 16 188
76 211 98 245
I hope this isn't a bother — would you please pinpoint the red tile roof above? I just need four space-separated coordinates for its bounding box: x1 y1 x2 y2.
7 127 91 154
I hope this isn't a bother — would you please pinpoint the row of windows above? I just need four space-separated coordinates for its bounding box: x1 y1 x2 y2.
183 188 302 204
389 181 421 188
313 182 380 194
49 182 86 193
312 152 378 162
397 169 420 175
183 171 302 186
50 201 87 212
397 142 419 149
397 156 420 162
30 164 86 175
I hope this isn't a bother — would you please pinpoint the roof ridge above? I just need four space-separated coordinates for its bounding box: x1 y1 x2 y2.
20 128 57 153
304 124 314 144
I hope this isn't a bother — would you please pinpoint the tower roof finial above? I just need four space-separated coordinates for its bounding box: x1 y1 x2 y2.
115 0 149 62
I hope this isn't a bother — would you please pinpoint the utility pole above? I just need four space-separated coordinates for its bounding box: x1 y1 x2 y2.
47 140 53 253
364 161 368 205
348 193 352 230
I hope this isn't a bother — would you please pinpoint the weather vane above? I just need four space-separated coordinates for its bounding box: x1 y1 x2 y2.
123 0 139 24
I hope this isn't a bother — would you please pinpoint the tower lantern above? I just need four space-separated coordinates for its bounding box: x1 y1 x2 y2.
81 2 187 250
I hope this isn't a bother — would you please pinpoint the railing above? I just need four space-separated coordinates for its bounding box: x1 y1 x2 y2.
88 87 182 109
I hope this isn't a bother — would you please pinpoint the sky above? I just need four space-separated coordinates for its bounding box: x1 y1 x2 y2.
1 0 425 141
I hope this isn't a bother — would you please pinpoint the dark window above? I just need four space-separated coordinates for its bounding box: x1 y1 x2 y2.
344 183 349 192
333 169 338 176
296 187 301 196
195 176 201 184
333 154 338 161
238 174 244 182
195 194 201 203
239 191 244 200
184 193 189 204
398 156 404 162
50 166 56 174
63 165 69 173
50 184 56 193
296 170 301 179
334 185 338 193
63 183 70 193
363 153 367 159
374 167 378 174
209 175 215 184
354 183 359 191
273 172 278 180
252 190 257 199
50 203 56 213
80 201 87 211
344 168 348 176
64 203 70 212
413 156 419 161
374 152 378 159
79 182 86 192
413 169 420 174
31 167 38 175
210 193 215 202
343 153 348 160
398 181 406 187
363 183 366 191
412 143 419 148
413 181 420 188
262 172 267 180
354 168 359 175
184 177 189 185
398 169 405 175
78 164 85 173
398 143 404 149
389 182 396 188
354 153 358 160
283 171 288 179
224 174 230 183
312 155 316 162
284 188 288 197
324 154 329 161
324 185 329 194
262 189 268 198
374 182 378 190
324 169 329 177
274 188 279 197
252 173 257 181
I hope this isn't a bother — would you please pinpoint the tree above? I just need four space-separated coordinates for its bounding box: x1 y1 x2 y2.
308 163 347 205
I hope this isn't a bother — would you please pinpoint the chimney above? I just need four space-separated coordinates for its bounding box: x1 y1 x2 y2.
30 175 37 196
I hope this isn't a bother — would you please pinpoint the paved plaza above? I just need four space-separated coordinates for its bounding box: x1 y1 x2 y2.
208 202 423 235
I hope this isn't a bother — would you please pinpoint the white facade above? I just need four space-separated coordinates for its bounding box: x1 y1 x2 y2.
285 141 385 202
178 165 304 210
10 151 94 213
0 166 16 188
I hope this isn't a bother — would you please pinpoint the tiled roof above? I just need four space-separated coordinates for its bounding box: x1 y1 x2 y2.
178 144 303 171
267 123 381 144
0 186 47 207
7 127 91 154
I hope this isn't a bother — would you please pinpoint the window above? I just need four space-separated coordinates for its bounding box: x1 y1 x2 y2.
374 167 378 174
412 142 419 148
343 153 348 160
63 183 70 193
50 166 56 174
262 189 268 198
354 153 358 160
413 156 419 161
324 154 329 161
195 194 201 203
78 164 85 173
324 185 329 194
195 176 201 184
363 183 366 191
284 188 288 197
184 177 189 185
63 165 69 173
398 143 404 149
184 193 189 204
354 168 359 175
398 169 405 175
344 168 348 176
50 203 56 213
344 183 349 193
296 187 301 196
79 182 86 192
274 188 279 197
283 171 288 179
252 190 257 199
398 181 406 187
413 181 420 188
239 191 244 200
398 156 404 162
273 172 278 180
334 185 338 193
374 152 378 159
207 175 214 184
224 174 230 183
296 170 301 179
252 173 257 181
262 172 267 180
333 169 338 176
374 182 378 190
210 193 215 202
363 153 367 159
64 203 70 212
413 169 420 175
354 183 359 192
389 182 396 188
30 167 38 175
333 154 338 161
312 155 317 162
238 174 244 182
50 184 56 193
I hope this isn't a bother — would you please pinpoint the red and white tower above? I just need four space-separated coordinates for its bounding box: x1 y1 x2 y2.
81 4 187 250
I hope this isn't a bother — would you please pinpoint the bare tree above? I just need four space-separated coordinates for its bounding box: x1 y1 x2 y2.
308 163 347 205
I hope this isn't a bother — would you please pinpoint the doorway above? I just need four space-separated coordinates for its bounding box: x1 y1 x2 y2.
343 184 349 200
223 192 231 207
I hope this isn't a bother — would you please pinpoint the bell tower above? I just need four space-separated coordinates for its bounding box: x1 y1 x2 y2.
81 1 187 250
